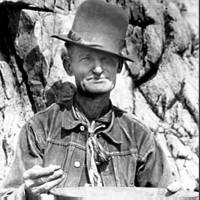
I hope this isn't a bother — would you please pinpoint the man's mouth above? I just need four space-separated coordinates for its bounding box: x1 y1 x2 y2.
87 77 106 81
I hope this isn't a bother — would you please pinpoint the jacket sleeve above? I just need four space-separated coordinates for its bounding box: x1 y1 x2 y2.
0 120 45 200
134 123 177 188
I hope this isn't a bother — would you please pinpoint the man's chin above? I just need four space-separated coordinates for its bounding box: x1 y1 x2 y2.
85 88 111 94
80 86 112 95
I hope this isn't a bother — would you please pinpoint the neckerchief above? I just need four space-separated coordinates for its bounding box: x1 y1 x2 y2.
72 105 112 186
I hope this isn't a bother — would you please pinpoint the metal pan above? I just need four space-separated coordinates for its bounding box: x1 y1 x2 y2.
50 187 199 200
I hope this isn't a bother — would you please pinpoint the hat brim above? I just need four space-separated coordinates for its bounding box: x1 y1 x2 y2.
52 34 134 62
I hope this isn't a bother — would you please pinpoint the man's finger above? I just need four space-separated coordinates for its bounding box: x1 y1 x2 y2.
44 169 64 183
25 169 64 188
31 176 65 194
23 165 61 179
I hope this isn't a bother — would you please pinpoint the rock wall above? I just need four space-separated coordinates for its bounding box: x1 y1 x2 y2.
0 0 198 191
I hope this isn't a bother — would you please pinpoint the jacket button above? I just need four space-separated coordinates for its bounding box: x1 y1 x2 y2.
80 125 85 131
74 161 81 168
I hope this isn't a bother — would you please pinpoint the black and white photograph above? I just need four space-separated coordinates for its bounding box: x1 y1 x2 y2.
0 0 199 199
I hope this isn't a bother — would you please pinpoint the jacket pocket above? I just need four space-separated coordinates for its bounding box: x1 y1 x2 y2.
110 149 138 186
44 137 86 187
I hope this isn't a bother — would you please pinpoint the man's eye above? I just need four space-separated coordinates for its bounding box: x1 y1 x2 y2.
102 57 116 66
81 56 90 61
80 56 92 66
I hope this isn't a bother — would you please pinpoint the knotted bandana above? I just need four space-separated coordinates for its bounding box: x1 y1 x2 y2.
72 106 111 186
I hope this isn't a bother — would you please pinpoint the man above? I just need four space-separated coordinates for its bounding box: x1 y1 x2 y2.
1 0 177 199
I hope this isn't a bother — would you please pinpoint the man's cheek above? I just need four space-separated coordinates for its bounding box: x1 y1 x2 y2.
75 73 84 82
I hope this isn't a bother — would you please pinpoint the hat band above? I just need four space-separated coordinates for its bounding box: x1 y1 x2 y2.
68 30 82 42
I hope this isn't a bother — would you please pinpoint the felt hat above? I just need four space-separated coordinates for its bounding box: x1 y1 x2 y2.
52 0 133 62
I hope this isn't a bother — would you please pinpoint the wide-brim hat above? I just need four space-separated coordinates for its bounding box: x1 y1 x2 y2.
52 0 134 62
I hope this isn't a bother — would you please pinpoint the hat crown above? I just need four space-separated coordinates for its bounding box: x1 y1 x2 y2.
72 0 129 41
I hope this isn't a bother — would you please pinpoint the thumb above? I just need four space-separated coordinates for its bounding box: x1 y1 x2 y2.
167 181 182 193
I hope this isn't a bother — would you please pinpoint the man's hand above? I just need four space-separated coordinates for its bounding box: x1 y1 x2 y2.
23 165 64 197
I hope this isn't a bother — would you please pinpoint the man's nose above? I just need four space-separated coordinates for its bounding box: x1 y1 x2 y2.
92 62 103 75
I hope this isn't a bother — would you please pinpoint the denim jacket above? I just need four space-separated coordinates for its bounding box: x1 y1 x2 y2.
0 100 175 199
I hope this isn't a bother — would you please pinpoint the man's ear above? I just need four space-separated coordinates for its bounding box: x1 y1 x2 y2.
117 59 123 73
61 47 73 76
63 57 73 76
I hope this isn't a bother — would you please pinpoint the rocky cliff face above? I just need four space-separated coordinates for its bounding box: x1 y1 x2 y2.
0 0 198 191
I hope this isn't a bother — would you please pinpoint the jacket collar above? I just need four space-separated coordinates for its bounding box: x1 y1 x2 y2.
60 98 123 145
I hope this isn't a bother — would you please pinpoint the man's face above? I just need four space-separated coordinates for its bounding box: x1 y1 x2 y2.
69 45 120 94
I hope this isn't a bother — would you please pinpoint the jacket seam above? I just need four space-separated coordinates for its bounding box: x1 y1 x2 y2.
26 123 44 155
110 150 137 156
47 138 86 150
133 121 140 160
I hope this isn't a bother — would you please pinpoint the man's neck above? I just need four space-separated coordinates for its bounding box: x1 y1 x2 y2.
74 89 111 122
